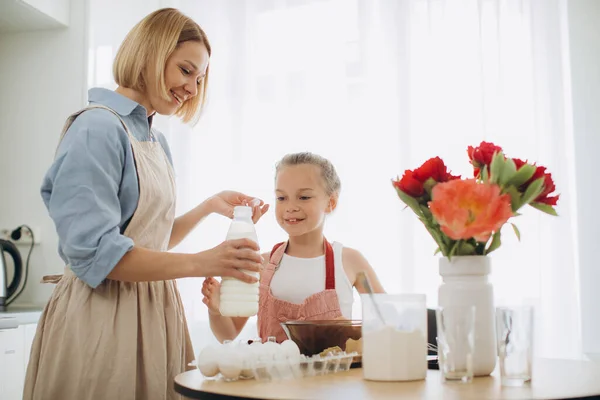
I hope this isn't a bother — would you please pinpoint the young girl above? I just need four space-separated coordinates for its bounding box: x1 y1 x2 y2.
202 152 386 343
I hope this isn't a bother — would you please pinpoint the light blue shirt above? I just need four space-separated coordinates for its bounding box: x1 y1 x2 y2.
41 88 174 288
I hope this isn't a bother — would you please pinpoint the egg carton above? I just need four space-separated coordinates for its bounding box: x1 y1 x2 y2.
195 337 357 382
251 351 358 382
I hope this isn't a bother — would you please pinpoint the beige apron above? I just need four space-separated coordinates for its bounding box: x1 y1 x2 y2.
23 105 194 400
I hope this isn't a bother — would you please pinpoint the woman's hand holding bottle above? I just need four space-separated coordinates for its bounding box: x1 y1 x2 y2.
196 238 262 283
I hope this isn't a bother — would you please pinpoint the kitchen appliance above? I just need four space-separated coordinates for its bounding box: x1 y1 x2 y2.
0 239 24 311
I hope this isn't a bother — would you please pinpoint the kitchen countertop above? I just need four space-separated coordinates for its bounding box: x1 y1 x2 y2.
0 303 45 327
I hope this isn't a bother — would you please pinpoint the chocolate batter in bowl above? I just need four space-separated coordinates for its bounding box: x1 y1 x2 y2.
280 320 363 367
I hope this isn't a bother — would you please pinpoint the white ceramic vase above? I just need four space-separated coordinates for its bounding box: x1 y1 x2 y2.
438 255 497 376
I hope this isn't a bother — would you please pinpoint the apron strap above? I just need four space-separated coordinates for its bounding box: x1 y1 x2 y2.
41 275 63 284
268 242 286 265
323 240 335 290
266 238 336 290
55 104 133 157
41 266 72 284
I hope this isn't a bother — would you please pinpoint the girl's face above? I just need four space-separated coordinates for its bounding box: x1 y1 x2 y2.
147 40 209 116
275 164 336 237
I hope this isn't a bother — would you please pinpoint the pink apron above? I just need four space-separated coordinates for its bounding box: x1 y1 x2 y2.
257 239 343 343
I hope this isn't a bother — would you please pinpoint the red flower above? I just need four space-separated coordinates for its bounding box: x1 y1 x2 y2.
512 158 527 169
513 158 560 206
529 166 559 206
468 142 503 177
413 157 460 183
394 170 424 197
393 157 460 198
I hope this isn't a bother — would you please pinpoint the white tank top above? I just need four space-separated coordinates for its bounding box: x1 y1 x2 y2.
269 241 354 319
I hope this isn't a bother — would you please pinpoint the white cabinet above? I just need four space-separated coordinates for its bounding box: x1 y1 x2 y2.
0 323 38 400
0 325 25 400
24 324 36 366
0 0 70 33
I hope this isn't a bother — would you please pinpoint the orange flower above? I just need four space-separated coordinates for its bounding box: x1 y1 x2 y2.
429 179 513 242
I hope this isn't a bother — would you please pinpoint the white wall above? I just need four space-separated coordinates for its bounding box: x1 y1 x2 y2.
567 0 600 358
0 0 87 305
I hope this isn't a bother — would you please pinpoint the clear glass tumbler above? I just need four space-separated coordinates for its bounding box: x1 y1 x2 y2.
496 306 533 386
435 305 476 383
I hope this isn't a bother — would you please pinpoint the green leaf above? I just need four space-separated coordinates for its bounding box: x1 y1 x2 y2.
394 187 424 217
504 186 522 212
511 223 521 241
520 177 545 207
456 241 476 255
434 247 441 255
485 230 502 254
448 241 460 258
419 205 433 219
481 165 489 183
423 178 437 198
530 202 559 216
507 163 536 187
489 152 504 184
499 158 517 186
424 224 449 256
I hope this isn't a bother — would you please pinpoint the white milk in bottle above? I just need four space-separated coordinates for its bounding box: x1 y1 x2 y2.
219 205 260 317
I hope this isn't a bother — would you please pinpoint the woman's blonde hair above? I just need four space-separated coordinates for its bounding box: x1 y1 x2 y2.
275 152 342 196
113 8 211 124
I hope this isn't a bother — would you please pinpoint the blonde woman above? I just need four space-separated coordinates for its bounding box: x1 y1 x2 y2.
24 8 268 400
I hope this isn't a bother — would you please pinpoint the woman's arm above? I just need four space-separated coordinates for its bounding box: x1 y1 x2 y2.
108 238 263 283
44 113 263 287
168 200 212 250
168 192 270 250
108 247 196 281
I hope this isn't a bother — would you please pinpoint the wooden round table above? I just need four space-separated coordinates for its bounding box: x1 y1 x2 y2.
174 358 600 400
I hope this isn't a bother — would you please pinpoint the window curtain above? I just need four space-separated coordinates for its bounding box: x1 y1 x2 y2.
88 0 581 359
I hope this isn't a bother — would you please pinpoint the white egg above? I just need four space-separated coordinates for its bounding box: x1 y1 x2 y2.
261 341 280 360
246 343 259 359
238 345 254 379
248 342 265 361
197 345 220 377
280 340 301 360
218 347 243 380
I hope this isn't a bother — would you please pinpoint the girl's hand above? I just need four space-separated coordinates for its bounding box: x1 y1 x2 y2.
196 238 263 283
202 277 221 315
207 190 270 223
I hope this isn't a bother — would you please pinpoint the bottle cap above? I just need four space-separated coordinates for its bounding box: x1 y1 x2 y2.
233 205 253 219
249 198 261 207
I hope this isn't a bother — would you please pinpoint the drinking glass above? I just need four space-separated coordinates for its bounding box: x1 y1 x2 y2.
496 306 533 386
435 305 476 383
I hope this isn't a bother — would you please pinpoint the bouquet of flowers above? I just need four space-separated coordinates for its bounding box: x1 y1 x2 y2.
392 142 559 258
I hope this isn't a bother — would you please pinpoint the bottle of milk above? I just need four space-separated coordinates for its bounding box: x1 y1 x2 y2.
219 205 260 317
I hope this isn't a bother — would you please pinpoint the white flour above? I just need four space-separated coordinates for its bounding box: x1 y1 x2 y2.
362 326 427 381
